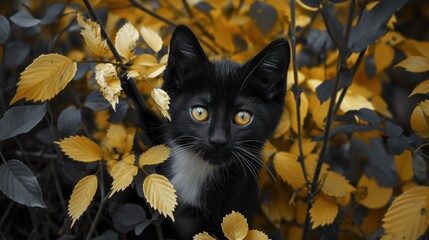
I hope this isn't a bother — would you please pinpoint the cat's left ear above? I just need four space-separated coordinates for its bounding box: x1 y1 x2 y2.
243 39 290 101
164 25 208 89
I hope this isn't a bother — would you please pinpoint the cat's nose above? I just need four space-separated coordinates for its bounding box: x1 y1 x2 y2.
209 133 228 150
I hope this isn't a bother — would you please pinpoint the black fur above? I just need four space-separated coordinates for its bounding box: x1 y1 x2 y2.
157 25 290 239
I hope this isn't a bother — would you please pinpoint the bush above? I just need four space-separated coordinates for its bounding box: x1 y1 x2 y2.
0 0 428 239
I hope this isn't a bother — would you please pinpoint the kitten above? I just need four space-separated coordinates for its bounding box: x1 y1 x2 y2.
158 25 290 239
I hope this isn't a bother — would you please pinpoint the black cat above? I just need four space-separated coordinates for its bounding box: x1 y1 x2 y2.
152 25 290 239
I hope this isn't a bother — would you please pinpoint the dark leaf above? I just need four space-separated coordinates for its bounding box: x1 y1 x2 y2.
330 0 348 2
113 203 146 227
313 124 379 141
412 149 427 183
348 0 409 52
0 160 46 208
299 0 320 9
384 121 403 138
73 62 91 80
365 56 376 78
62 160 88 183
5 41 30 67
9 11 41 28
316 68 353 103
134 220 151 236
57 106 81 136
41 3 66 25
0 104 46 141
108 100 129 123
356 108 381 126
368 227 384 240
321 6 345 53
0 15 10 44
387 137 410 155
195 1 214 12
134 171 145 198
36 128 55 145
248 1 277 36
84 91 111 111
307 29 333 54
364 138 399 187
335 111 358 124
92 230 118 240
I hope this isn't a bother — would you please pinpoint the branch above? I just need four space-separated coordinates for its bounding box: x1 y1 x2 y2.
85 167 108 240
82 0 122 63
302 1 357 239
289 0 311 196
129 0 176 26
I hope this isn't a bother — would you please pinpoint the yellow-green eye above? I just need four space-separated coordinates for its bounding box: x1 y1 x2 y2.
191 106 209 121
234 110 252 125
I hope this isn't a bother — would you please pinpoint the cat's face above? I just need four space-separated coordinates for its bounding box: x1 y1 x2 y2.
162 25 290 166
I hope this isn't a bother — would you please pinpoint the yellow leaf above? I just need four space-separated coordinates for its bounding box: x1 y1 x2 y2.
221 211 248 240
193 232 216 240
140 26 163 53
115 22 139 60
310 195 339 228
139 145 171 167
133 54 159 67
76 12 112 58
68 175 98 227
410 79 429 97
382 186 429 240
396 56 429 73
286 70 306 90
106 124 128 153
394 150 414 182
308 93 329 129
357 175 392 209
56 136 103 162
374 43 395 73
127 69 140 79
273 152 305 189
411 100 429 138
244 230 269 240
151 88 171 120
290 138 316 157
321 171 355 197
286 90 308 133
109 161 138 197
273 108 291 138
95 63 122 111
146 64 167 79
143 174 177 221
340 90 375 113
10 54 77 104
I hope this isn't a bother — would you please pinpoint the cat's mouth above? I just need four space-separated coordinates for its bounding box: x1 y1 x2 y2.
200 148 234 166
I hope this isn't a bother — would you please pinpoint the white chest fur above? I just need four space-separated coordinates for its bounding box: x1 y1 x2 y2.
168 147 217 207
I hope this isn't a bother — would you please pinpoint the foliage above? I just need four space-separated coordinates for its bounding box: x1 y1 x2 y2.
0 0 428 239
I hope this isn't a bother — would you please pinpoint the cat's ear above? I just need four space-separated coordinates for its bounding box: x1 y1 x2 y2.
164 25 208 89
243 39 290 101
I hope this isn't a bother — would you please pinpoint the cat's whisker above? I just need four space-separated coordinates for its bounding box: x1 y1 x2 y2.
234 146 276 182
231 151 247 178
232 150 261 194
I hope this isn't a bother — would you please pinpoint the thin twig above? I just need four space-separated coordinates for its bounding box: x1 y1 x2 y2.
302 1 357 239
129 0 176 26
289 0 310 194
85 165 108 240
0 201 13 229
0 151 6 164
82 0 123 63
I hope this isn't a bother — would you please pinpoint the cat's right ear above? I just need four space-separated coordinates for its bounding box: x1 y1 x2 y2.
164 25 208 89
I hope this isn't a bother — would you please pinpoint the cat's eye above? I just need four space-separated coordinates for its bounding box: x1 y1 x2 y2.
234 110 252 126
191 106 209 121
